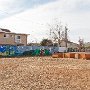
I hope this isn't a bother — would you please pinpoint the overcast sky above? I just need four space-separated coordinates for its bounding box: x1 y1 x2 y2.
0 0 90 43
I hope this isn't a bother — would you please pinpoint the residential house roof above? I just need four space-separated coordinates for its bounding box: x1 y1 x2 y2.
0 28 11 32
0 28 29 35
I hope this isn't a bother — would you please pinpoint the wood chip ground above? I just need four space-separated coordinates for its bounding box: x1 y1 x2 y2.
0 57 90 90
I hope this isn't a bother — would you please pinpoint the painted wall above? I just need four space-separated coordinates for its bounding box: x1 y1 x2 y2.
0 45 64 57
0 45 17 56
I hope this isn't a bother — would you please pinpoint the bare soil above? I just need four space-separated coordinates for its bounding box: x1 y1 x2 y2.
0 57 90 90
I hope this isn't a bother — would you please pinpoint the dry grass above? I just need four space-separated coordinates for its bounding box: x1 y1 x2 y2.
0 57 90 90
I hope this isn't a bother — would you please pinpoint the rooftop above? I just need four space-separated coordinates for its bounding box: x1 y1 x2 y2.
0 28 29 35
0 28 11 32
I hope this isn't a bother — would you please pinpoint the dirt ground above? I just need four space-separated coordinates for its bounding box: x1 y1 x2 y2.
0 56 90 90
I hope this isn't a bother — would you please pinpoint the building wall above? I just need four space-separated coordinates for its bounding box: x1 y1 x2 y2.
0 33 15 45
19 34 27 46
60 41 66 47
60 41 78 48
0 33 27 45
67 43 78 48
15 34 27 46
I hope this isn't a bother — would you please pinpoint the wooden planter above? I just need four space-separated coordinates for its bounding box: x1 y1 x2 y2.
64 53 75 58
75 53 81 59
52 53 63 58
79 53 90 60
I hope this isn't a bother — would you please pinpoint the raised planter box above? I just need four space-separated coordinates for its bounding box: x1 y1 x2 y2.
75 53 81 59
79 53 90 60
52 53 63 58
64 53 75 58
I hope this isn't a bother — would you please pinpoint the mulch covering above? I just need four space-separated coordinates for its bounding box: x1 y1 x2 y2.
0 57 90 90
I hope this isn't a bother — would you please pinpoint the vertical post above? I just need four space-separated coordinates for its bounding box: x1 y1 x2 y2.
65 26 68 48
58 30 61 47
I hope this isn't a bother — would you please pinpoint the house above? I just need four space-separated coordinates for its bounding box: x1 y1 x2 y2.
84 42 90 52
0 28 29 46
60 40 79 51
60 40 78 48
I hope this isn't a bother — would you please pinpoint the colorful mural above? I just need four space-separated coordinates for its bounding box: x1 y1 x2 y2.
0 45 59 57
0 45 17 56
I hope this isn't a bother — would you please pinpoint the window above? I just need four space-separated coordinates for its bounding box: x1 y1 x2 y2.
15 35 21 43
17 36 20 39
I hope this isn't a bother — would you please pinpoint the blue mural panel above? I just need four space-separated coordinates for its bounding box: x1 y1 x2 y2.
0 45 17 56
0 46 7 56
0 45 59 57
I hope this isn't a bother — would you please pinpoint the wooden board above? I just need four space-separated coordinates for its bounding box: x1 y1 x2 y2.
52 53 63 58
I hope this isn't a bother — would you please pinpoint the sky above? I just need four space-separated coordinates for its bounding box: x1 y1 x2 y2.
0 0 90 43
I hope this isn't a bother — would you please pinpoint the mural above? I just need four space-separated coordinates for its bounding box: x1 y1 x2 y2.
0 45 17 56
0 45 60 57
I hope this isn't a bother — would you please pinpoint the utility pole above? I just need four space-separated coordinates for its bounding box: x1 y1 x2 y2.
58 31 61 47
65 26 68 47
58 26 61 47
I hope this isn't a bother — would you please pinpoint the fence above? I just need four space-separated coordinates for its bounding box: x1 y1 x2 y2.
0 45 62 57
0 45 17 56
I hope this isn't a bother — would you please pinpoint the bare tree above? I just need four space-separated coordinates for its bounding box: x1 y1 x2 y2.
48 20 69 47
48 21 63 47
78 38 85 52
